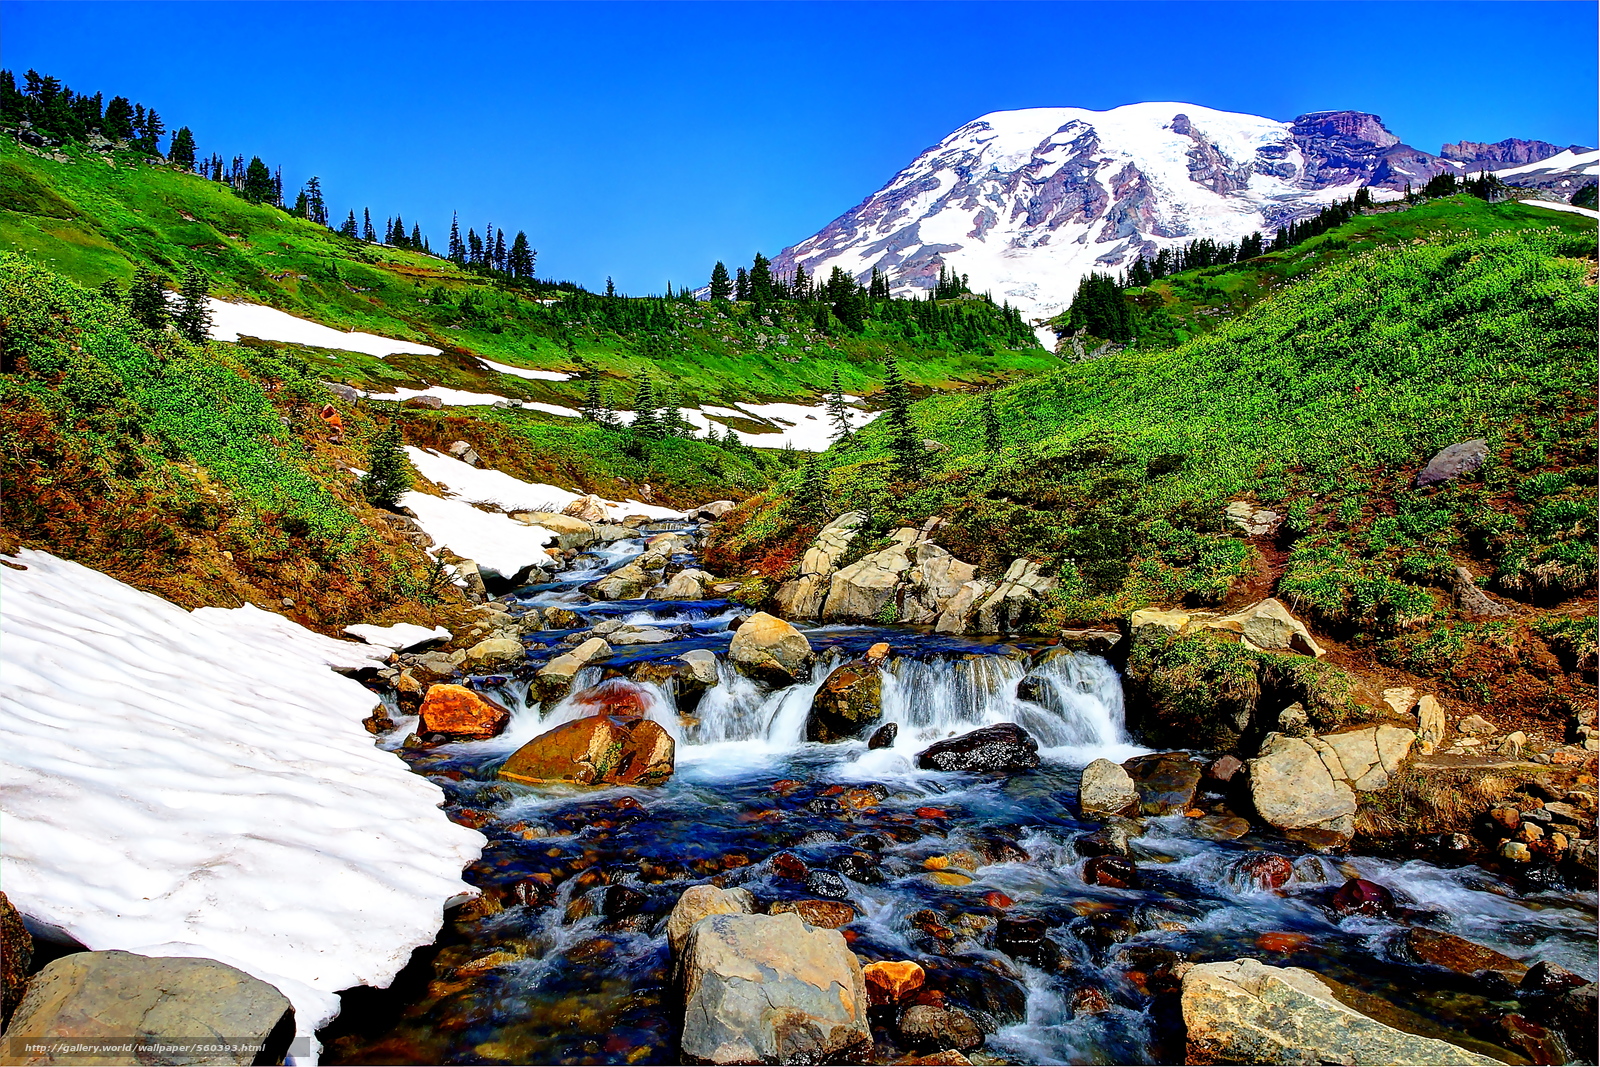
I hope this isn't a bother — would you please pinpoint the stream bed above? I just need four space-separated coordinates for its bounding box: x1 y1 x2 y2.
323 525 1598 1065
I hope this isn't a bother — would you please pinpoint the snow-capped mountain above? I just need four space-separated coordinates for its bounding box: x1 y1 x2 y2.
771 103 1586 320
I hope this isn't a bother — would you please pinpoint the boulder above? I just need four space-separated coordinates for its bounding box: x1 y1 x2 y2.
1078 758 1138 818
1458 713 1497 737
680 912 870 1065
1056 628 1124 655
511 511 599 550
1401 928 1528 985
1330 877 1394 917
728 612 813 684
769 900 856 929
659 568 713 600
1451 566 1510 618
463 635 525 668
1249 735 1356 841
902 544 979 626
534 636 612 703
1416 439 1489 488
863 960 925 1006
774 512 864 618
541 606 584 630
897 1004 983 1052
498 713 673 787
446 440 480 466
1122 752 1202 815
1083 854 1139 888
2 951 294 1067
1225 501 1283 537
678 649 721 687
1182 958 1501 1065
1382 687 1417 718
563 493 610 522
417 684 512 741
1416 694 1447 755
1216 598 1324 657
917 723 1040 774
402 394 443 409
932 579 995 635
1320 726 1415 792
2 890 32 1022
806 661 884 742
690 500 736 521
591 553 668 600
868 722 899 749
630 660 709 711
667 885 754 957
823 528 925 622
973 559 1057 635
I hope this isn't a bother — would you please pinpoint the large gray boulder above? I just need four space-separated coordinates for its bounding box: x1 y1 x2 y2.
728 613 813 684
822 528 924 621
3 951 294 1066
666 885 754 957
680 912 870 1065
933 578 995 634
902 543 979 626
1078 758 1138 818
774 512 864 619
1182 958 1500 1065
973 559 1057 634
658 568 713 601
1249 735 1356 845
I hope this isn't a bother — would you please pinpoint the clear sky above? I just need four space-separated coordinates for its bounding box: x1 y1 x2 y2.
4 1 1595 292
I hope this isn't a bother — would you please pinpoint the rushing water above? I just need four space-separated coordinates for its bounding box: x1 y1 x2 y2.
326 524 1598 1066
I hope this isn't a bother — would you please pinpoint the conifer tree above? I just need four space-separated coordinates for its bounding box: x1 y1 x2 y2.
508 231 535 278
827 370 853 443
605 276 617 298
360 424 412 508
734 267 749 302
127 266 168 331
411 223 423 249
982 390 1002 452
241 156 274 203
362 208 376 243
174 266 212 343
797 453 828 520
447 213 465 263
304 176 327 225
882 358 921 478
750 252 773 307
168 126 196 168
292 189 309 218
632 377 662 439
493 229 506 273
340 211 359 238
582 379 604 422
709 261 732 301
140 108 164 154
102 96 133 140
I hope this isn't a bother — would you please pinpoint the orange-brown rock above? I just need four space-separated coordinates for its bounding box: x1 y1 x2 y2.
418 684 511 741
568 678 650 720
498 713 674 787
863 959 926 1006
770 899 856 929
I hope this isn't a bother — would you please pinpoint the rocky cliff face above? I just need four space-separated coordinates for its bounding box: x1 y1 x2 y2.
1441 138 1585 170
771 103 1569 319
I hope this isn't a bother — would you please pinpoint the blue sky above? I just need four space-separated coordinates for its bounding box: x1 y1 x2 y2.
4 1 1595 291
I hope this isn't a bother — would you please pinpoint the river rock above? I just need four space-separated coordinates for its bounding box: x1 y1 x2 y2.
2 890 32 1022
868 722 898 749
823 528 925 622
511 511 599 550
1215 598 1324 657
1084 854 1139 889
1078 758 1138 818
2 951 295 1067
1416 439 1489 488
902 543 979 626
916 723 1040 774
534 636 612 703
659 568 713 600
563 493 610 522
1330 877 1394 917
541 606 583 630
1401 929 1528 985
863 961 925 1006
1056 628 1124 655
690 500 736 521
498 713 673 787
806 661 883 742
1181 958 1501 1065
770 900 855 929
591 553 668 600
417 684 512 742
728 612 813 684
1249 735 1356 841
667 885 754 957
897 1004 983 1051
972 559 1057 635
463 635 525 668
1122 752 1202 815
932 578 995 635
678 648 720 687
775 511 864 618
1320 725 1416 792
680 912 870 1065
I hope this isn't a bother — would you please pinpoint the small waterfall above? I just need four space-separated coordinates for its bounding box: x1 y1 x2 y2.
1019 652 1128 749
683 653 841 747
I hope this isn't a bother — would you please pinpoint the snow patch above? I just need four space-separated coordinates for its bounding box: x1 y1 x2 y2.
478 358 573 381
1494 149 1600 181
404 447 683 520
0 549 483 1060
342 622 451 651
200 298 440 356
401 491 560 580
1513 198 1600 220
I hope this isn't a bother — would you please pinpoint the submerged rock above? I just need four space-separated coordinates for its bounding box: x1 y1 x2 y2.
3 950 295 1067
680 912 870 1064
1122 752 1202 815
1330 877 1394 917
1181 958 1500 1065
916 723 1040 774
728 612 813 684
806 660 884 742
868 722 899 749
417 684 512 742
498 713 673 787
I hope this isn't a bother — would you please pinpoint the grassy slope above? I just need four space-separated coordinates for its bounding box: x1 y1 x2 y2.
712 208 1597 728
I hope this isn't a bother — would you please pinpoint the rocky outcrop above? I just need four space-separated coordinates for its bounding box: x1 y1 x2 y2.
417 684 512 742
679 912 870 1065
1225 501 1283 537
1181 958 1500 1065
775 512 864 618
917 723 1040 774
1319 724 1415 792
1416 439 1489 488
728 612 813 684
3 951 295 1067
498 712 674 787
933 578 996 634
1249 734 1357 845
806 661 884 742
902 544 979 625
822 528 926 622
534 636 612 703
1416 694 1447 755
512 511 599 550
972 559 1057 634
1078 758 1138 818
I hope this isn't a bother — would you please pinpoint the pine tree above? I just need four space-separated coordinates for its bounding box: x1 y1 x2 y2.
360 424 412 508
605 276 617 298
362 208 376 243
882 358 921 478
140 108 164 154
241 156 274 203
797 453 828 519
102 96 133 140
827 370 853 443
735 267 749 302
292 189 309 218
304 176 327 225
632 377 662 439
982 390 1002 452
447 213 465 263
750 252 773 307
582 379 604 422
127 266 168 331
508 231 535 279
411 223 423 249
709 261 732 301
174 266 212 343
168 126 196 168
493 229 506 273
339 210 359 238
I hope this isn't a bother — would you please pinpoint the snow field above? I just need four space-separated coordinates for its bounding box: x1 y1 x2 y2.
404 447 682 521
198 298 441 356
0 549 485 1061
